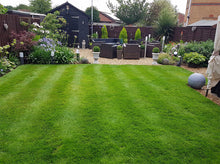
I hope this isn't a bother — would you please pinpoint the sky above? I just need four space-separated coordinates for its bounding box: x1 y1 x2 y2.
1 0 187 14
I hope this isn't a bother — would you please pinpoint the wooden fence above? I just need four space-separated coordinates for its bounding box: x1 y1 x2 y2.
92 25 216 42
0 14 40 46
0 14 217 47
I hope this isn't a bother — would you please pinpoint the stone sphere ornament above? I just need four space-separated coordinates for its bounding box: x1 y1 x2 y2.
188 73 206 89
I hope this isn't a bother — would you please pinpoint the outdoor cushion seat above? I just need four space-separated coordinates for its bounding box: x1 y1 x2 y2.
123 44 140 59
100 43 117 59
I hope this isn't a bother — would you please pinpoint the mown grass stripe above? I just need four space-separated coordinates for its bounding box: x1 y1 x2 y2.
17 65 79 163
119 65 220 162
0 65 48 94
0 65 69 163
0 65 219 163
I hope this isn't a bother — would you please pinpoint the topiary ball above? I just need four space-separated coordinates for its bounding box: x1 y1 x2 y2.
188 73 206 89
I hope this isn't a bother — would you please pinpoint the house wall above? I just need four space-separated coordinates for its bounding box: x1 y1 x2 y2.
184 0 220 25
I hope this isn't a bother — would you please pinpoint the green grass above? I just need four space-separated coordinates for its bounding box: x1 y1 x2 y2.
0 64 220 163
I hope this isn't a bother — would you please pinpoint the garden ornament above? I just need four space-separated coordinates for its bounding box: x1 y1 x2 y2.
188 73 206 89
3 20 8 30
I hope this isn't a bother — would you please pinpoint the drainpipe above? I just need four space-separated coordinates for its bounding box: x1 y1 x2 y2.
186 0 192 26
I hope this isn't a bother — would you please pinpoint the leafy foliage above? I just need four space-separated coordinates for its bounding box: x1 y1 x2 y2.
144 0 176 26
29 46 51 64
135 28 141 40
54 46 75 64
117 45 123 50
30 11 68 44
101 25 108 39
29 0 51 14
0 45 10 57
154 8 177 41
29 45 75 64
119 27 128 43
184 40 214 65
0 57 17 76
152 47 160 53
0 4 7 14
157 53 178 65
85 6 100 22
107 0 148 25
183 52 206 67
93 46 100 52
15 4 30 11
10 31 37 53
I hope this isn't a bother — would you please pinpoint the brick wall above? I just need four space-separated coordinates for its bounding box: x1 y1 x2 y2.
184 0 220 25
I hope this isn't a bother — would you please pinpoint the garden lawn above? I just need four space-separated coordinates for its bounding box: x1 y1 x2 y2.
0 64 220 163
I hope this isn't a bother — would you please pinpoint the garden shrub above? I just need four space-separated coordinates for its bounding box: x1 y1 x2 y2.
0 44 10 57
29 45 75 64
184 40 213 65
140 44 145 49
135 28 141 40
91 33 98 39
29 46 51 64
183 52 206 67
54 46 75 64
30 11 68 45
93 46 100 52
0 57 16 76
101 25 108 39
119 27 128 43
157 53 176 65
152 47 160 53
117 45 123 50
10 31 37 55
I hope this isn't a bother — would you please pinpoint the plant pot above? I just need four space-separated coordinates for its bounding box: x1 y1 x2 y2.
93 52 100 64
140 49 145 58
117 50 123 59
152 53 160 65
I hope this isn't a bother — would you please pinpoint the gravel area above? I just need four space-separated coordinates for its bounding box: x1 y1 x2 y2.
79 48 219 105
80 49 153 65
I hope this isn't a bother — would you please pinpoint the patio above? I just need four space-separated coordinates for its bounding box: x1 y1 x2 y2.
80 49 153 65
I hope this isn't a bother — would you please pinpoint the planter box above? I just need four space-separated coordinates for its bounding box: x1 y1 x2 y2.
117 50 123 59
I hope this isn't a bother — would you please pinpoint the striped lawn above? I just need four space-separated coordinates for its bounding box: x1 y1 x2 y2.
0 64 220 163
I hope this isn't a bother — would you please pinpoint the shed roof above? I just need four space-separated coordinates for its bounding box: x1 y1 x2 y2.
49 1 89 18
7 10 46 17
188 19 217 27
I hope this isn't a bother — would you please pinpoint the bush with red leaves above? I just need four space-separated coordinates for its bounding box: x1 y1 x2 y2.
10 31 37 53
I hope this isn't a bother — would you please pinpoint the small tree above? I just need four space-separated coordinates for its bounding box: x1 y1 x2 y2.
0 4 8 14
119 27 128 43
85 7 100 22
29 0 51 14
135 28 141 40
101 25 108 39
154 8 177 41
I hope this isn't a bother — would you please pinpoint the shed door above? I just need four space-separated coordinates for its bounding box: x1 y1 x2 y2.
68 16 79 47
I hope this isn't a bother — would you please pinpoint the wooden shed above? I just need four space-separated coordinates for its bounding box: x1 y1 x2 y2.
49 2 89 47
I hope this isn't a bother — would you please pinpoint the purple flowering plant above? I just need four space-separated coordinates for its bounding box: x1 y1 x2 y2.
39 38 62 52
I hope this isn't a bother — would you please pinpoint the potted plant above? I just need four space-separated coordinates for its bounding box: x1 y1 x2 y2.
152 47 160 65
140 44 145 58
117 45 123 59
92 46 100 64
